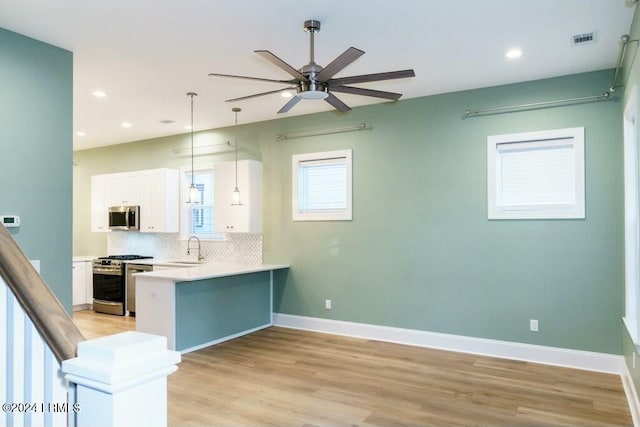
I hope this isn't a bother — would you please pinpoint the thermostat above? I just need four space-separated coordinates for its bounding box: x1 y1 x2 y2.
1 215 20 228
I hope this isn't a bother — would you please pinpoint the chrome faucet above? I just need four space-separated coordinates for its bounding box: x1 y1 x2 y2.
186 236 205 262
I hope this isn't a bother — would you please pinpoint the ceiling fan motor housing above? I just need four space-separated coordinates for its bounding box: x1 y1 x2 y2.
304 20 321 33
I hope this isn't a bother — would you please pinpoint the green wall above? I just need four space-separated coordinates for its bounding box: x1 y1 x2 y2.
0 28 73 312
75 68 623 355
264 70 622 355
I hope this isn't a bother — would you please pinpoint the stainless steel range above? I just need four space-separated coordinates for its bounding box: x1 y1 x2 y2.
92 255 152 315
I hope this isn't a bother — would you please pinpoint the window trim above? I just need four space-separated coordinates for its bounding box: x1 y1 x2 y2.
487 127 585 220
624 86 640 345
292 149 353 221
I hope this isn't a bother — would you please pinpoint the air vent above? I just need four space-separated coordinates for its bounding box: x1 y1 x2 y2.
572 32 596 46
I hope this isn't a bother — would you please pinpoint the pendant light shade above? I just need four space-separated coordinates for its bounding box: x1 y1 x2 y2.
231 107 243 206
186 92 199 204
188 183 200 203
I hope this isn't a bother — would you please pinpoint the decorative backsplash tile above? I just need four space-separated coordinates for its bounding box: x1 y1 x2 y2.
107 232 262 265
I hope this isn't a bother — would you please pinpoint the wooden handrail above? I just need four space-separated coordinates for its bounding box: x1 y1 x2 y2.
0 224 84 363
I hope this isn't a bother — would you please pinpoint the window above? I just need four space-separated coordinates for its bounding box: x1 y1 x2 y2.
180 166 224 240
292 149 352 221
487 127 585 219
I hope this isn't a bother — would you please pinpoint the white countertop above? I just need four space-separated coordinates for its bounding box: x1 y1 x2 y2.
135 263 289 282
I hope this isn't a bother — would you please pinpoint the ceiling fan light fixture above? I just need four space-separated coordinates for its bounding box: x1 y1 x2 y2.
298 90 329 100
297 81 329 100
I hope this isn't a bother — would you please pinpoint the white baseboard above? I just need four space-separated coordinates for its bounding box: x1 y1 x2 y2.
272 313 623 374
623 361 640 427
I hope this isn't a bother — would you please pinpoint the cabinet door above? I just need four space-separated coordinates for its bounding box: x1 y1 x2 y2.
139 169 179 233
85 263 93 304
72 261 87 306
91 174 111 232
110 172 140 206
214 160 262 233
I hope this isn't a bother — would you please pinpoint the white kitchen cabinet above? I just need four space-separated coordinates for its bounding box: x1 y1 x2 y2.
138 168 179 233
90 168 179 233
214 160 262 233
91 174 111 232
110 172 140 206
72 260 93 309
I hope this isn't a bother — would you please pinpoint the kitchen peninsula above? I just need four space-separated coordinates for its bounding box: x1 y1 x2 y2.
134 263 289 352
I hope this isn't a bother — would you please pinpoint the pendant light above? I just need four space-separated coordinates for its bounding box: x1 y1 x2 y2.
186 92 199 204
231 107 243 206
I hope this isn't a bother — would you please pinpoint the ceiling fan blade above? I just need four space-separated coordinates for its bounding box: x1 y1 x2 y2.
324 93 351 113
331 85 402 100
208 72 295 84
329 69 415 86
315 47 365 82
277 96 302 114
226 87 297 103
255 50 309 82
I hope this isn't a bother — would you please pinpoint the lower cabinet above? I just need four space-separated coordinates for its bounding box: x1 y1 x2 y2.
72 260 93 309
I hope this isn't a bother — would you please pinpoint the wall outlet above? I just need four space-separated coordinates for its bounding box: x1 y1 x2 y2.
325 299 332 310
529 319 539 332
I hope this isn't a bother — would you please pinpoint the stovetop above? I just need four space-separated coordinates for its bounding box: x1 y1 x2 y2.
98 255 153 261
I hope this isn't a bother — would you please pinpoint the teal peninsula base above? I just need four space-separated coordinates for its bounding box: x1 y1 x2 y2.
135 264 289 353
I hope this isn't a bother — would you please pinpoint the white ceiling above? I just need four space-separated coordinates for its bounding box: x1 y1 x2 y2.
0 0 635 150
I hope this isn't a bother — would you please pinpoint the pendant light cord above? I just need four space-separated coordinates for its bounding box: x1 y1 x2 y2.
188 92 197 187
234 109 239 189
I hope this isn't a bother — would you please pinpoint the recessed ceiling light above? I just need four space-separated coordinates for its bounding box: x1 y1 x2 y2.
184 125 192 130
121 122 132 128
505 49 523 59
76 131 86 136
93 90 107 98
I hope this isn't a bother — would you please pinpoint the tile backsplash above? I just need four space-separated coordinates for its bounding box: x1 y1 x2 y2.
107 232 262 265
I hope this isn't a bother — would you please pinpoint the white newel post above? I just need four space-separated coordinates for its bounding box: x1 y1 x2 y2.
61 331 181 427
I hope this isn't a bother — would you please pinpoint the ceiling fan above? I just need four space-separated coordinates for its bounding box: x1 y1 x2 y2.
208 19 415 114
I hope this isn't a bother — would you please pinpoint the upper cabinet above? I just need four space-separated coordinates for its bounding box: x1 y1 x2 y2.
110 172 140 206
138 169 179 233
214 160 262 233
91 174 111 232
91 168 179 233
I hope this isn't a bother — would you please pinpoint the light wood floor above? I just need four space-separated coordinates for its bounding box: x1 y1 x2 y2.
73 310 632 426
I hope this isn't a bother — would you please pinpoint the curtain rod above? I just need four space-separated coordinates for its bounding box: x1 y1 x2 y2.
276 123 367 140
464 34 635 118
169 141 234 156
464 93 611 117
609 34 633 93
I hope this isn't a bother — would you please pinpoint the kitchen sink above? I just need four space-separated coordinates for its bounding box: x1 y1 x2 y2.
164 260 204 265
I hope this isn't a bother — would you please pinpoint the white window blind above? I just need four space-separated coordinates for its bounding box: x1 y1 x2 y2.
292 149 352 221
298 158 347 212
487 127 585 219
496 141 576 208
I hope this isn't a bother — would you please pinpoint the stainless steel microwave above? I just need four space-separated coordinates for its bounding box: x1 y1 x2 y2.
108 206 139 230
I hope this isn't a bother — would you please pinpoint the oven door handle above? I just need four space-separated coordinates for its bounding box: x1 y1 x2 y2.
92 268 122 276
